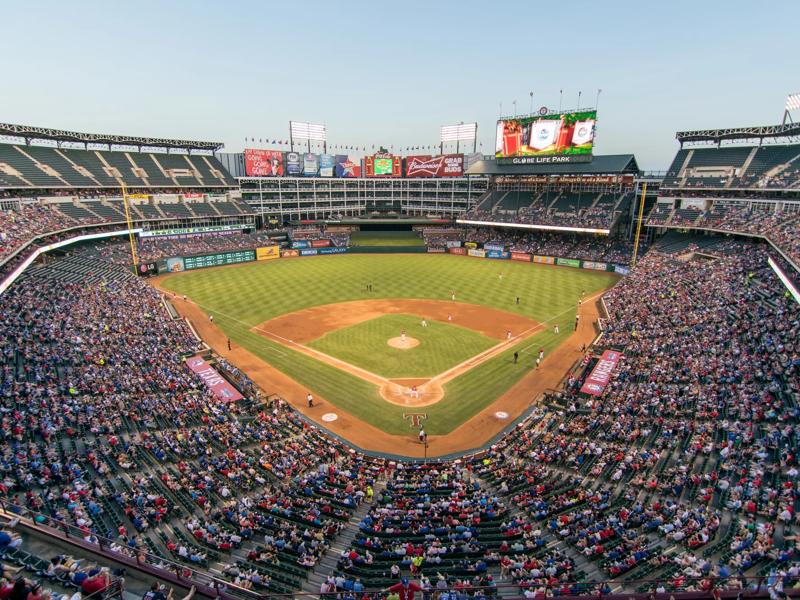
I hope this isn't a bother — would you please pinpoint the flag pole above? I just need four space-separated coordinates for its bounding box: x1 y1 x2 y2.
631 182 647 268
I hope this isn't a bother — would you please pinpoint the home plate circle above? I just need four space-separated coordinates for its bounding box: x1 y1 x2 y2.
494 411 509 420
321 413 338 422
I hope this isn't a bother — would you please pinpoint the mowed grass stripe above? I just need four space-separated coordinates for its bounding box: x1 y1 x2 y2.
307 314 496 378
161 255 618 435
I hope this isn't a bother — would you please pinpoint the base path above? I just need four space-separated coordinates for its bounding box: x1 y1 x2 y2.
151 279 603 458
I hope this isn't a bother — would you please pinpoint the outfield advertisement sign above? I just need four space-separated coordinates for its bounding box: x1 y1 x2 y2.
334 155 361 178
556 258 581 268
614 265 630 275
405 154 464 177
300 248 318 256
285 152 303 176
533 255 555 264
486 250 510 259
303 153 319 177
319 247 348 255
580 350 622 397
186 356 243 403
319 154 335 177
427 247 446 253
141 224 244 238
291 240 310 249
582 261 608 271
464 242 478 249
163 257 185 272
511 252 531 262
310 239 331 248
281 249 300 257
448 247 466 255
446 240 462 248
256 246 280 261
483 244 505 252
244 149 284 176
468 249 486 258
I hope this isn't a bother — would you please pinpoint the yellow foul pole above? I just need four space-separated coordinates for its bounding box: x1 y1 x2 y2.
631 182 647 268
120 182 139 271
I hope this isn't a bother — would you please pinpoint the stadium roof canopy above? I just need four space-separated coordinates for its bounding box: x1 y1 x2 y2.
0 123 223 151
465 154 639 176
676 123 800 146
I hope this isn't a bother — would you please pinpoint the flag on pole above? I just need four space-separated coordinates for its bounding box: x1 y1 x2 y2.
786 94 800 112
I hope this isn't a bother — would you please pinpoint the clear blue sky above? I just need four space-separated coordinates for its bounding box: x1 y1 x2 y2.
0 0 796 170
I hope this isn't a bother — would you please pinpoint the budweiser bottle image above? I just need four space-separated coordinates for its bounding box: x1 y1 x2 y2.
503 121 522 156
556 117 572 153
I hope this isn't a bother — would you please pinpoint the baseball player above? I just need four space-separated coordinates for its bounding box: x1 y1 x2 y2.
421 319 428 328
553 324 560 334
401 330 406 343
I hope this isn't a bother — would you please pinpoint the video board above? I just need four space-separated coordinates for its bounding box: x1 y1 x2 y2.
244 149 284 176
495 110 596 165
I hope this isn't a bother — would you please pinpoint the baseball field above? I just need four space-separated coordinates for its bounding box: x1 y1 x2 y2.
157 254 618 452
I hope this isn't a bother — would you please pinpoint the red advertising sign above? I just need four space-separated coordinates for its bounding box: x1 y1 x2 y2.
311 239 331 248
183 193 204 199
186 356 243 403
244 149 285 177
281 249 300 257
405 154 464 177
448 247 466 255
511 252 531 262
579 350 622 396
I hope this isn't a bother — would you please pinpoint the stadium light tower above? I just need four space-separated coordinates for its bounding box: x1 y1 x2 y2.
440 122 478 154
289 121 327 153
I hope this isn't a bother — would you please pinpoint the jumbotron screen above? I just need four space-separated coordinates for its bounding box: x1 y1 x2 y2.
495 110 596 164
373 157 393 175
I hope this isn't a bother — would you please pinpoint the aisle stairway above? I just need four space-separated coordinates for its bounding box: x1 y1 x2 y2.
300 481 386 594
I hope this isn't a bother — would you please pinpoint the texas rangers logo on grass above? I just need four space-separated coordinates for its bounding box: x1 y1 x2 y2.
403 413 428 428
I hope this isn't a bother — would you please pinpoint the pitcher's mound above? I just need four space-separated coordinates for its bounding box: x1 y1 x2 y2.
387 336 420 349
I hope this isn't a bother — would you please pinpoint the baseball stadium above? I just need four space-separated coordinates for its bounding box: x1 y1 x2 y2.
1 4 799 600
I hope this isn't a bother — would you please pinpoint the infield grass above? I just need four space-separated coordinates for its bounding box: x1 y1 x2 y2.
159 254 618 435
307 314 496 378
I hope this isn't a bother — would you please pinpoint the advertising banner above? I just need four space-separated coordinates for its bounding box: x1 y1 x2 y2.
580 350 622 397
303 153 319 177
484 243 505 252
445 240 462 248
129 193 150 200
137 262 158 276
319 247 348 255
285 152 303 176
300 248 319 256
281 249 300 257
310 239 331 248
334 155 361 178
448 247 466 255
319 154 335 177
582 261 608 271
244 149 285 177
468 248 486 258
511 252 531 262
183 250 255 270
256 246 280 261
183 193 204 199
496 110 596 164
533 255 555 264
556 258 581 268
486 250 510 259
165 257 185 272
291 240 310 249
186 356 243 403
405 154 464 177
614 265 630 275
427 247 446 253
464 241 478 249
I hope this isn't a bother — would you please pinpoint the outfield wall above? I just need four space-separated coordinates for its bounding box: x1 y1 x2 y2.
156 243 631 274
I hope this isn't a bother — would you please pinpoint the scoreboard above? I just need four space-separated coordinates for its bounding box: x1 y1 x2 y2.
184 250 255 270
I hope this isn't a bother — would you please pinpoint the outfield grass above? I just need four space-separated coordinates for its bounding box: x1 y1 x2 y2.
307 314 497 378
160 254 618 435
350 231 425 246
